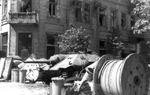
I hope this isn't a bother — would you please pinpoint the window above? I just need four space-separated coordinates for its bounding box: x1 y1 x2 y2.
130 16 135 27
98 7 106 26
49 0 57 16
110 9 117 28
2 33 8 55
74 1 91 23
10 0 16 12
99 40 107 56
46 35 56 59
83 3 90 23
2 0 7 19
18 33 32 58
20 0 32 12
75 1 82 22
121 13 126 28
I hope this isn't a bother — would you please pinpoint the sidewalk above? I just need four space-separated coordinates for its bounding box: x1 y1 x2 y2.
0 82 50 95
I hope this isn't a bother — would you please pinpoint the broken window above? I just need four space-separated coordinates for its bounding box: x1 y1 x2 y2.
75 1 82 22
121 13 126 28
110 9 117 28
83 3 90 23
98 7 106 26
20 0 32 12
49 0 57 16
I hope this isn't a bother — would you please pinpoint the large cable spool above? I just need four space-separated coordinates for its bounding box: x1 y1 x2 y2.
93 53 149 95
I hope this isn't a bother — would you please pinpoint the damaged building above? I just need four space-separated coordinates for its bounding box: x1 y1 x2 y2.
0 0 133 58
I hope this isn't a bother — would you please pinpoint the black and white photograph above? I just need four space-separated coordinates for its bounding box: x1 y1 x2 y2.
0 0 150 95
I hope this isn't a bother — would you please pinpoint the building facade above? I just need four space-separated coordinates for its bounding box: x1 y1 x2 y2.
0 0 132 59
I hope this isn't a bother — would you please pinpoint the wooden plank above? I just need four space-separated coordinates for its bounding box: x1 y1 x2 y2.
2 57 13 80
0 58 6 78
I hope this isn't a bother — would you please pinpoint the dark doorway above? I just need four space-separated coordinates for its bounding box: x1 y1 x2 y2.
47 35 55 59
18 33 32 57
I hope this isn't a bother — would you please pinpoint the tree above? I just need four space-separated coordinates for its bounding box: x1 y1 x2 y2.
130 0 150 57
106 27 125 57
130 0 150 34
58 26 90 53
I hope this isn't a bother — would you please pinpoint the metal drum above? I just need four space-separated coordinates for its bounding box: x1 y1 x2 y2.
19 70 27 83
93 54 149 95
51 77 65 95
11 69 19 82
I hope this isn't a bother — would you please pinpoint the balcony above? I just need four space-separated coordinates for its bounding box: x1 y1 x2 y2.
5 12 38 25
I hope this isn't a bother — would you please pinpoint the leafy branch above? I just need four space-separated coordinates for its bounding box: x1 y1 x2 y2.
130 0 150 34
58 26 90 53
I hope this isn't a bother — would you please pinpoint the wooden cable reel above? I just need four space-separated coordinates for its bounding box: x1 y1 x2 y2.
93 54 149 95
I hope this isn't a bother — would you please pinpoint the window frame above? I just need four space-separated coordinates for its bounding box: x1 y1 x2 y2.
19 0 32 12
49 0 57 16
2 0 8 19
18 33 32 56
110 9 117 28
46 35 57 59
2 33 8 55
74 1 91 23
98 7 107 27
83 3 90 23
121 12 126 28
74 1 82 22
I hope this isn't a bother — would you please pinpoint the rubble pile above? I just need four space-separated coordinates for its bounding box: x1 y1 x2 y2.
12 53 99 84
